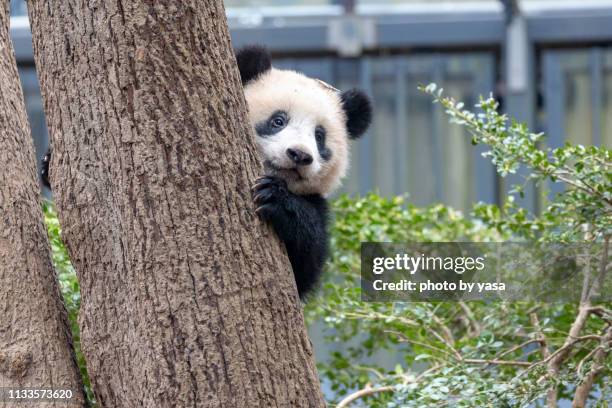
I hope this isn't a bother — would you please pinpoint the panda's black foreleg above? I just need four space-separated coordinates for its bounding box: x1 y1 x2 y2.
252 175 328 299
41 147 51 189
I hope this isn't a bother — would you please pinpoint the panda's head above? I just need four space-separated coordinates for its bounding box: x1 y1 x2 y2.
236 45 372 196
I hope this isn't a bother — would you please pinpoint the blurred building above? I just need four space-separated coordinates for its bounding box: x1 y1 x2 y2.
9 0 612 212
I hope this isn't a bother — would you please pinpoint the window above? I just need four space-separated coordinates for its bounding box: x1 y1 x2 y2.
543 47 612 148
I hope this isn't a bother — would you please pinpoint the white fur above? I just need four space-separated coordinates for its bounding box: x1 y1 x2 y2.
244 68 349 196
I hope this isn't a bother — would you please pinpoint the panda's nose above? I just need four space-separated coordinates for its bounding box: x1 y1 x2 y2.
286 148 313 166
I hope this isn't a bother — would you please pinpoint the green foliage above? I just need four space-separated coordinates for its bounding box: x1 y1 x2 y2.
307 194 609 407
43 202 95 405
421 83 611 242
305 85 611 407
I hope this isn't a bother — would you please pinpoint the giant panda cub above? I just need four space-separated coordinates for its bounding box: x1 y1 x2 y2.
237 45 372 298
40 45 372 300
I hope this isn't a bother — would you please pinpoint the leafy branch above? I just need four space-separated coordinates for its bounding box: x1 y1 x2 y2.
420 83 611 242
310 85 611 407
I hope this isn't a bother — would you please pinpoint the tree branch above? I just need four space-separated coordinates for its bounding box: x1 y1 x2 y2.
387 331 457 361
572 326 612 408
463 358 532 367
546 333 601 369
589 236 609 300
458 301 481 337
516 332 602 380
336 385 395 408
430 311 455 345
530 312 554 407
494 338 542 362
588 306 612 323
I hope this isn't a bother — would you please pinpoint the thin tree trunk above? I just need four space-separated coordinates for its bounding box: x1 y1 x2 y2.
0 3 85 407
27 1 325 407
572 326 612 408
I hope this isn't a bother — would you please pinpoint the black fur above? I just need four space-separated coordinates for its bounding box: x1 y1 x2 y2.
252 176 328 299
236 45 272 85
341 89 372 139
255 110 288 137
315 126 332 161
41 147 51 189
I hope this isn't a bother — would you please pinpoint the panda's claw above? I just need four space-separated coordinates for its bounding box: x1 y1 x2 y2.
251 175 278 192
252 175 288 193
251 182 267 193
251 179 268 193
253 190 273 205
252 176 290 220
255 203 275 219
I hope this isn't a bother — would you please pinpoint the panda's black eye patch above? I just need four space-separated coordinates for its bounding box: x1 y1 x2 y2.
315 127 324 143
315 125 332 161
255 110 289 137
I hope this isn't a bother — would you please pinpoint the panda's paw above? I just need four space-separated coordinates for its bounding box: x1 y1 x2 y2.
41 148 51 189
251 175 288 220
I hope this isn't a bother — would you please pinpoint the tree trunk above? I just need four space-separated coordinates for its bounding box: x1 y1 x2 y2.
572 326 612 408
0 3 85 407
27 1 325 407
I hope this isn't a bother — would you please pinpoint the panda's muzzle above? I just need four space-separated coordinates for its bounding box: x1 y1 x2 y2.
286 148 313 166
264 160 304 181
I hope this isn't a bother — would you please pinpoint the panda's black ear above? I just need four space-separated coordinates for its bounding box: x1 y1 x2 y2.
340 89 372 139
235 45 272 85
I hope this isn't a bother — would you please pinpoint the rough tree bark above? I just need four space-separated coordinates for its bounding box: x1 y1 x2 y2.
0 3 85 407
27 1 325 407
